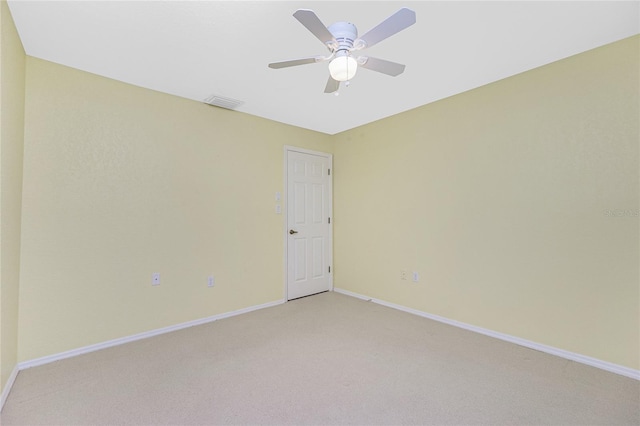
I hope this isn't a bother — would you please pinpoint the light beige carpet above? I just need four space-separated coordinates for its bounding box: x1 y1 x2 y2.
1 291 638 425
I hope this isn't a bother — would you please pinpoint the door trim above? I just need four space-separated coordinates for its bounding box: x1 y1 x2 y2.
283 146 333 301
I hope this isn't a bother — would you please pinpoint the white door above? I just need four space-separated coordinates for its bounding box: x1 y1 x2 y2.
286 148 332 300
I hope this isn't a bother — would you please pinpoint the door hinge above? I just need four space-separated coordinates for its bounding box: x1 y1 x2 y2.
328 266 331 273
328 217 331 224
328 168 331 176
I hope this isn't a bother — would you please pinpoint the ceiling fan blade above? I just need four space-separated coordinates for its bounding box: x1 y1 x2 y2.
293 9 336 48
324 76 340 93
358 56 406 76
269 57 323 69
355 8 416 49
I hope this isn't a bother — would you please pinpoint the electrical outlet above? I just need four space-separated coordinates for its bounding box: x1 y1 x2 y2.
208 276 215 287
412 272 419 282
152 273 160 286
401 270 407 280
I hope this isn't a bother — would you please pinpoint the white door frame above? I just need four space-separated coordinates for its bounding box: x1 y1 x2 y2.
283 146 333 301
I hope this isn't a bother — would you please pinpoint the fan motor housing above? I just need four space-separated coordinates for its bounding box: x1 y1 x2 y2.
328 21 358 51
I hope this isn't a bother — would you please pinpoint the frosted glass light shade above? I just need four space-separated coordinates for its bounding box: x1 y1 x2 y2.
329 56 358 81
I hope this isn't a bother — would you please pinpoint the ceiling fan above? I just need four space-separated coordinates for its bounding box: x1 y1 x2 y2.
268 8 416 94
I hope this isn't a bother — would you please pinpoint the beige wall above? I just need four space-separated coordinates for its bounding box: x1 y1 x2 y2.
11 29 640 371
333 36 639 369
18 57 333 361
0 0 26 391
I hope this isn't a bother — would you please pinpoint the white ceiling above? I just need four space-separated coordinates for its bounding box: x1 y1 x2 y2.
7 1 639 135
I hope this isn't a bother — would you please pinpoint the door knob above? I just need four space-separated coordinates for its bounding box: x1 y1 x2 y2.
289 229 298 235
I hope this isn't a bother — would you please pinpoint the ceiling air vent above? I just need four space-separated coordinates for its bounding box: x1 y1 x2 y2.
203 94 244 110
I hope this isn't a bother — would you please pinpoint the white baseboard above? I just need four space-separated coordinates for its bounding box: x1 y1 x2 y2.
0 364 20 412
334 288 640 381
18 299 285 371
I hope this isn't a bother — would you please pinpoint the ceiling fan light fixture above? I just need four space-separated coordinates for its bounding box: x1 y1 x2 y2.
329 55 358 82
268 8 416 92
